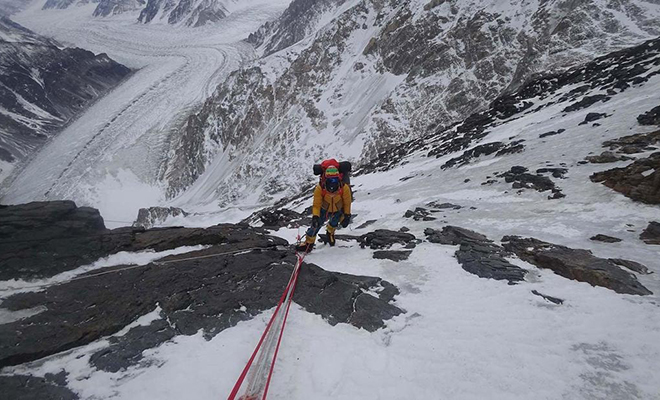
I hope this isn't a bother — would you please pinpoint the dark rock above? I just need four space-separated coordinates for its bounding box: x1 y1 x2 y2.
640 221 660 245
404 207 436 221
539 129 566 138
133 206 189 228
441 140 525 169
578 112 608 125
502 236 652 295
427 201 462 210
590 152 660 204
590 234 622 243
0 242 402 368
0 372 78 400
255 208 310 229
609 259 651 275
373 250 412 262
355 219 378 229
425 226 488 245
637 105 660 126
563 95 610 113
0 201 281 281
536 168 568 178
495 166 564 198
585 151 634 163
602 130 660 154
425 226 527 283
359 229 417 249
531 290 564 305
90 319 176 372
399 227 410 232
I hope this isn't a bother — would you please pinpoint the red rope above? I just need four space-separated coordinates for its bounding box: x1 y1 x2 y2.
262 253 304 399
227 251 307 400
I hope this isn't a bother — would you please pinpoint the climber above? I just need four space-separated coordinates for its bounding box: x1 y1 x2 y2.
295 159 352 253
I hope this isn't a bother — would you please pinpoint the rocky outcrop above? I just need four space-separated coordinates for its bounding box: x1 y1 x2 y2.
590 234 622 243
0 373 77 400
0 202 403 369
425 226 527 284
585 151 634 164
495 166 565 199
637 105 660 126
0 201 277 280
358 229 417 250
602 130 660 154
0 18 130 186
133 206 190 229
609 258 652 275
590 152 660 204
501 236 652 295
640 221 660 245
441 141 525 169
373 250 412 262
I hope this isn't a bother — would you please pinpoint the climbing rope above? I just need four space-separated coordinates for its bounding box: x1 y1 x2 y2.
228 239 308 400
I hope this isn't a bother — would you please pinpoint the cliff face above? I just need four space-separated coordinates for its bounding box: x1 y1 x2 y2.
162 0 660 206
0 17 131 186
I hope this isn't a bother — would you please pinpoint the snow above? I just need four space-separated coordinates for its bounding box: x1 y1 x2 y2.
1 1 660 399
1 0 293 221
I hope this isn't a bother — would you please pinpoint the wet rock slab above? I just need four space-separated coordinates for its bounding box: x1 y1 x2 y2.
502 236 652 295
425 226 527 284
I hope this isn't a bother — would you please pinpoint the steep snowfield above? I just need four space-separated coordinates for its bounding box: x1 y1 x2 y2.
2 41 659 400
1 0 292 225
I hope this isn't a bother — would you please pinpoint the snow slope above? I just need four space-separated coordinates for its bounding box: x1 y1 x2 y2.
2 36 659 400
0 0 292 225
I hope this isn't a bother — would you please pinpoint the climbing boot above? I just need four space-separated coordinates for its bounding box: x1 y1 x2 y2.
327 230 336 246
295 235 316 253
295 242 314 253
326 225 336 247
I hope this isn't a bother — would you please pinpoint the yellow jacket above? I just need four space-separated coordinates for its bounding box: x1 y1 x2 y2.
312 183 351 216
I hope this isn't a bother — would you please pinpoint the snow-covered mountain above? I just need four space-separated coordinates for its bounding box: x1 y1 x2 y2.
0 16 130 187
0 31 659 399
40 0 244 26
164 0 660 207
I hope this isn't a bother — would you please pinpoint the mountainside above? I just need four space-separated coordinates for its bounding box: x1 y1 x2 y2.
163 0 660 207
0 17 131 187
0 33 659 399
41 0 245 27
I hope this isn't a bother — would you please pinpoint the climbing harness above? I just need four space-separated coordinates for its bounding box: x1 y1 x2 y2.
228 236 308 400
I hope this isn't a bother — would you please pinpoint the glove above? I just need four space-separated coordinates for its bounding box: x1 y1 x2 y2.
341 214 351 228
311 215 321 229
